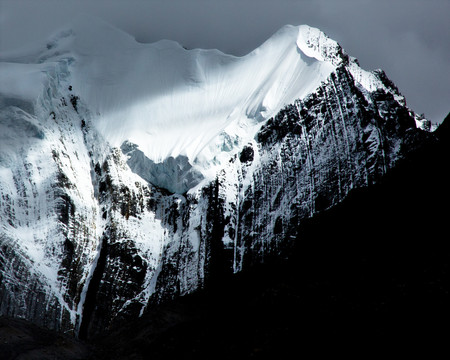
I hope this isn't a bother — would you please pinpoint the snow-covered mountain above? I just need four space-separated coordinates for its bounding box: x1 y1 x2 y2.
0 17 433 338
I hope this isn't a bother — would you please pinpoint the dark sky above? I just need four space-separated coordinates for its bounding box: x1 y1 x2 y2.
1 0 448 124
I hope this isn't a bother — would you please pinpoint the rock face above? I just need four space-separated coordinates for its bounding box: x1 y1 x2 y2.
0 21 433 339
151 65 430 303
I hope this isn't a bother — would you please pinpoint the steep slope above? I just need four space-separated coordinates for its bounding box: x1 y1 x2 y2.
0 18 434 338
2 114 447 358
103 112 450 358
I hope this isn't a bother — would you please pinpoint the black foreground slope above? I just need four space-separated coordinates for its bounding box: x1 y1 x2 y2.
0 317 92 360
91 116 449 358
1 114 448 358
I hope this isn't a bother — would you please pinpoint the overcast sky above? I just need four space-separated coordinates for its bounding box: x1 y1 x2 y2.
1 0 448 124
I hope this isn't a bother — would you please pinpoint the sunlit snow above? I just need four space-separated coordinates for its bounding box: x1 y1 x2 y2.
1 17 338 168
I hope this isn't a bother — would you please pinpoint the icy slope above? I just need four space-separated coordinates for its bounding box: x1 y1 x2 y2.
2 17 426 192
3 18 338 171
70 20 336 164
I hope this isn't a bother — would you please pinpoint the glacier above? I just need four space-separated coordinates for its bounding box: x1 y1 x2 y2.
0 16 433 338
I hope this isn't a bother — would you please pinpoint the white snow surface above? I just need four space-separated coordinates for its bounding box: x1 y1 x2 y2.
0 63 47 101
1 18 341 176
1 16 423 190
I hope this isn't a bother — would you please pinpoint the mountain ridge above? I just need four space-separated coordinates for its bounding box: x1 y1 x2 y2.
0 18 437 339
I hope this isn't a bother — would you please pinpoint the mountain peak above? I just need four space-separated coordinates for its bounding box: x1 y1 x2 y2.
252 24 345 66
296 25 347 66
38 19 339 168
0 18 427 185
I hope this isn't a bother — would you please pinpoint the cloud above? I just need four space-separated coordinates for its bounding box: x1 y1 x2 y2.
0 0 448 123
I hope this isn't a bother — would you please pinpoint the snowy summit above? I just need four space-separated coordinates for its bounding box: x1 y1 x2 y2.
1 16 424 193
1 16 383 191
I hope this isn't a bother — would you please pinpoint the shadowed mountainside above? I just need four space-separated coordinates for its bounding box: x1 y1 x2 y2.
92 113 450 358
2 113 446 359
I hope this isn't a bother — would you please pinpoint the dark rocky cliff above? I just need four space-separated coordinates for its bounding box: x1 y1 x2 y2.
147 65 432 325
